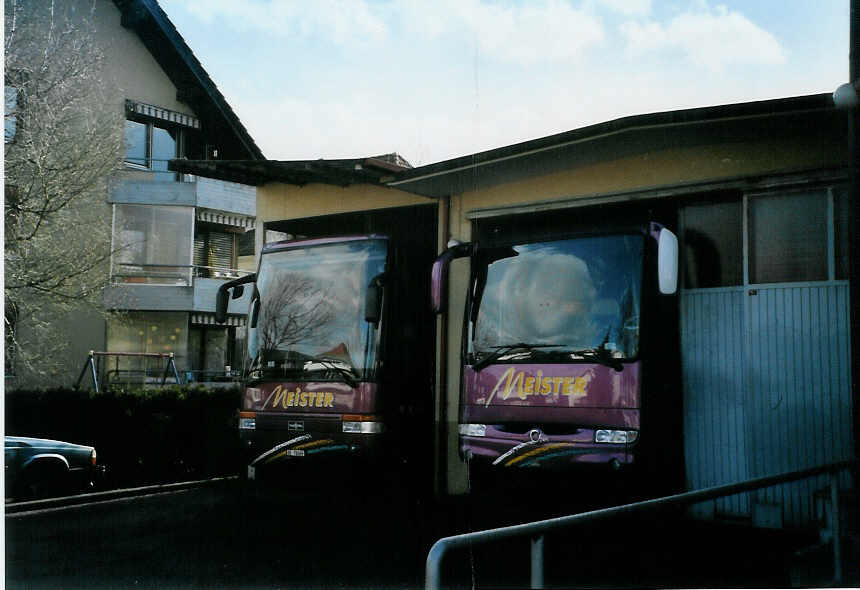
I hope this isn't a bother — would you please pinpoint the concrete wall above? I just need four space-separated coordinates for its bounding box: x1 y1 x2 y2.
255 182 432 259
93 1 195 117
450 135 846 236
197 177 256 217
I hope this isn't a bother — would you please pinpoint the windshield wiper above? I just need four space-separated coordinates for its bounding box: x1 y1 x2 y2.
472 343 562 372
302 356 360 387
569 340 624 372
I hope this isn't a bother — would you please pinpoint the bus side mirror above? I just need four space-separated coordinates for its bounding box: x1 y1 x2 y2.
215 286 229 324
250 297 260 329
658 228 678 295
365 274 385 325
215 273 257 323
431 242 472 313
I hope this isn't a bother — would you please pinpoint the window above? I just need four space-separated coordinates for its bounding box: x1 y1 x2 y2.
834 187 851 281
681 199 743 289
193 224 238 277
124 119 180 181
237 229 255 257
682 187 844 289
5 86 18 143
749 191 827 284
189 325 240 378
111 204 194 285
107 312 189 379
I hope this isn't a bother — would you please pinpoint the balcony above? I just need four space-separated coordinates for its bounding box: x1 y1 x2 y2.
109 175 255 218
104 264 253 315
105 173 257 318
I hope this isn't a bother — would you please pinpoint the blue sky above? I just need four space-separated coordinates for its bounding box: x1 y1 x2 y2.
160 0 849 165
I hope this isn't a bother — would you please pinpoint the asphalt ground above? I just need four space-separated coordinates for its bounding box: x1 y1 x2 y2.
5 473 856 589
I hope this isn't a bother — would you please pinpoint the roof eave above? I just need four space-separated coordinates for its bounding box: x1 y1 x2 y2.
116 0 265 160
387 93 838 193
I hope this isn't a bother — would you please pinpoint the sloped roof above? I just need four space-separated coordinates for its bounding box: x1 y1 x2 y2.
172 94 843 194
387 93 841 197
113 0 264 160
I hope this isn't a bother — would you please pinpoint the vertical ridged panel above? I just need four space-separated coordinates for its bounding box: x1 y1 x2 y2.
746 284 853 527
681 289 749 518
684 284 854 527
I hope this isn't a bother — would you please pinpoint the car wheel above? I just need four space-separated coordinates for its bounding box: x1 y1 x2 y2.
17 461 69 500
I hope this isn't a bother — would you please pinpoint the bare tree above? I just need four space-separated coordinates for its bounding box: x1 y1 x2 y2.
4 0 124 379
258 274 336 357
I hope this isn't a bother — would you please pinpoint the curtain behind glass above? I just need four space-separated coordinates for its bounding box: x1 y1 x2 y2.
112 204 193 285
106 312 189 382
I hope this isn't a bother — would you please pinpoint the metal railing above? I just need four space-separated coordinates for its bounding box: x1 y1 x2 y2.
111 263 194 286
111 263 252 285
426 460 856 590
122 158 195 183
181 368 240 383
75 351 182 393
193 265 252 279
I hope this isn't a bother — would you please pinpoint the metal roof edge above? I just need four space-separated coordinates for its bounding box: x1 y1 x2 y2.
387 93 836 189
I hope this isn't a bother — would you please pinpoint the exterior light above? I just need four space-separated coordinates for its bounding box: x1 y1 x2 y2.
342 414 384 434
459 423 487 437
239 411 256 430
833 82 859 109
595 429 638 444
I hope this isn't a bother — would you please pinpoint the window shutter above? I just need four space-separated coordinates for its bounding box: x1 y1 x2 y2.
208 232 235 270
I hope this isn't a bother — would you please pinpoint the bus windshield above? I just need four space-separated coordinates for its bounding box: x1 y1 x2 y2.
469 234 643 362
247 239 387 380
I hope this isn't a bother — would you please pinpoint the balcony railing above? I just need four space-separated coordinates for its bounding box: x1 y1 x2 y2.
111 263 194 286
122 158 196 183
193 265 251 280
113 164 256 218
111 263 252 286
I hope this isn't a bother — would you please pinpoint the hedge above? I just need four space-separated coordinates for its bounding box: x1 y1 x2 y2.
5 385 242 489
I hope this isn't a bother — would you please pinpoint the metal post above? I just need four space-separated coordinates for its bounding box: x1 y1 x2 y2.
170 353 181 385
830 473 842 585
161 353 170 385
530 534 545 589
426 539 447 590
90 352 100 393
74 350 97 391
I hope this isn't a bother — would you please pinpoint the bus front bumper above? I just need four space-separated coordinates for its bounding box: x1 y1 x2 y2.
461 431 635 470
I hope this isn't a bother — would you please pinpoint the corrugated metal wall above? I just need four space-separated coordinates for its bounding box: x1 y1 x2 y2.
681 288 749 516
745 283 853 527
682 288 750 519
682 267 853 527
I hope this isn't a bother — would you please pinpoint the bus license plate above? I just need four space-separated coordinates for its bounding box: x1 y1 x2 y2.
286 449 305 457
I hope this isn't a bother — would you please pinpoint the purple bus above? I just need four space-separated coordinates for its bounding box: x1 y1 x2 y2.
216 233 435 483
432 217 680 486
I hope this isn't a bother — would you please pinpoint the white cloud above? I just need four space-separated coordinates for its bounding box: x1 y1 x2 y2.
175 0 841 165
398 0 606 65
169 0 606 64
620 3 786 71
167 0 388 45
595 0 652 16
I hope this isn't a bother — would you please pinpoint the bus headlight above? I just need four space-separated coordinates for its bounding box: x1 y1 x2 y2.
239 411 256 430
343 414 384 434
458 423 487 437
595 429 638 444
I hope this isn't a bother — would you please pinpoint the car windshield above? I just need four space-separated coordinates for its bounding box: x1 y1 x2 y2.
247 239 387 380
469 234 643 362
